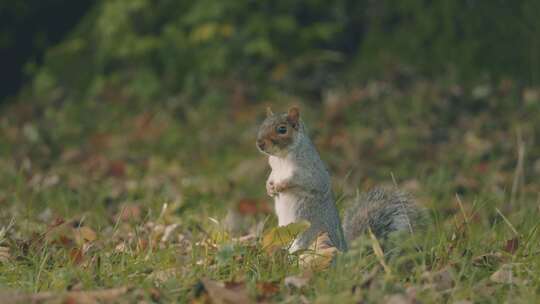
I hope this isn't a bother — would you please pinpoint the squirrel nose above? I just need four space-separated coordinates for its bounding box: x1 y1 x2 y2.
257 139 266 150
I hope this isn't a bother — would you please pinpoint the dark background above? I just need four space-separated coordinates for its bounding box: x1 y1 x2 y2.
1 2 540 300
0 1 93 102
1 0 539 103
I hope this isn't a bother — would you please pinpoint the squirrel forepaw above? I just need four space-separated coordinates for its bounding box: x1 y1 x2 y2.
267 180 290 197
266 180 278 197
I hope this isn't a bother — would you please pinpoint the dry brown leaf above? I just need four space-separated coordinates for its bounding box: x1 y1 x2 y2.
73 226 97 245
49 217 66 229
201 278 251 304
232 233 257 244
284 274 311 289
236 198 259 215
421 268 454 291
235 198 271 215
0 286 130 304
256 281 280 298
503 237 519 254
116 204 142 222
490 264 525 285
43 219 74 247
299 232 339 271
148 268 181 283
69 248 84 264
472 252 505 267
107 160 126 178
385 293 414 304
0 246 10 263
161 223 181 243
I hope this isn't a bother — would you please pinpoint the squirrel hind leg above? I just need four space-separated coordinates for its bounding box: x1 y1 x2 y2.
342 187 426 244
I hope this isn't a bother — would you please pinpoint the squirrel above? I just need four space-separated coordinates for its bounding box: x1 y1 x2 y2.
256 106 425 253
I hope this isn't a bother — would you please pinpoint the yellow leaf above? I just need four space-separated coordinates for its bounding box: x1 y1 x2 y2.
262 221 310 254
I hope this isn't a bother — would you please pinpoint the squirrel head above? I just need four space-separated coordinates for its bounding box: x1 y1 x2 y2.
256 106 302 157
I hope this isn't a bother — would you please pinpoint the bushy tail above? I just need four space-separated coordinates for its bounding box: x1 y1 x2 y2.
342 187 426 244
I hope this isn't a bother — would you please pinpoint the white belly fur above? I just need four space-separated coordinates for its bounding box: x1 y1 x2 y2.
275 193 297 226
268 156 297 226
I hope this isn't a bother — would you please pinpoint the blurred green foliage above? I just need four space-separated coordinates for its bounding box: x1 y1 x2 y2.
32 0 540 102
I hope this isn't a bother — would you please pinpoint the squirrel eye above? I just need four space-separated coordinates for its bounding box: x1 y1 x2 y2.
276 125 287 134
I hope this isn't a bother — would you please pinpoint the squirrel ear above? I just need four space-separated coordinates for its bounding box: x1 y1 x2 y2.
266 107 274 118
287 106 300 123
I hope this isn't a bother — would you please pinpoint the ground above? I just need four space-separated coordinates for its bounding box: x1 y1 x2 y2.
0 77 539 303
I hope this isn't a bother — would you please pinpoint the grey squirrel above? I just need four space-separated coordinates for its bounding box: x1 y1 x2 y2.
256 106 425 252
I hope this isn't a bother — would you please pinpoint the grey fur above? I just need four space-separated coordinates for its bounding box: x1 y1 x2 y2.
258 110 425 253
342 187 426 243
284 128 348 252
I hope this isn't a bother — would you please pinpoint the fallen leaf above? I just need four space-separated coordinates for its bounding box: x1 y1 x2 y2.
149 288 161 302
148 268 181 283
262 221 310 254
107 160 126 178
421 268 454 291
50 217 66 229
503 237 519 254
223 280 246 292
161 223 181 243
385 293 414 304
0 286 131 304
200 278 250 304
236 198 271 216
137 238 148 251
256 281 280 298
116 204 142 222
73 226 97 245
299 232 339 271
490 264 525 285
236 198 259 215
0 246 10 263
284 274 311 289
232 233 257 244
69 248 84 264
472 252 506 267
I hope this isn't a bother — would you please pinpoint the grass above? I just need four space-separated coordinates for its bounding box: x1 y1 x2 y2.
0 76 540 303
